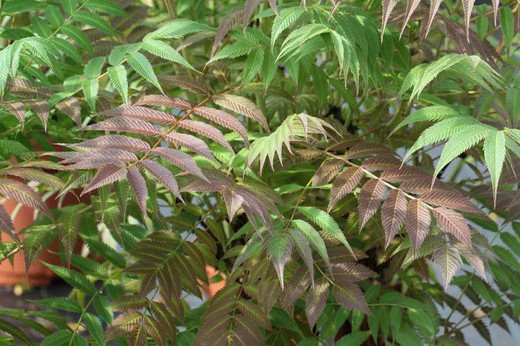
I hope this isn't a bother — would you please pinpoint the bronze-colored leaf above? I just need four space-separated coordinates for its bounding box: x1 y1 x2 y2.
305 277 329 328
312 159 344 186
128 167 148 216
358 178 386 229
328 167 364 211
405 199 431 253
433 207 472 248
382 189 407 248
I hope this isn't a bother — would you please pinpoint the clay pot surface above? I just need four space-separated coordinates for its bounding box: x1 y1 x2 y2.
0 192 87 287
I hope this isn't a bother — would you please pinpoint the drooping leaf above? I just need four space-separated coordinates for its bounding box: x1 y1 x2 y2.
358 179 386 230
483 130 506 205
406 199 431 253
433 207 472 248
382 189 407 249
433 241 462 289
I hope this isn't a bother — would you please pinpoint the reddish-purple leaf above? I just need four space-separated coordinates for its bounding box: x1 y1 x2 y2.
165 132 216 161
212 94 269 131
154 147 206 180
0 178 49 214
332 281 369 314
141 159 182 201
61 159 131 170
382 189 407 248
70 135 151 152
328 167 364 211
399 177 454 195
312 159 344 186
406 199 431 253
330 261 376 283
212 8 246 56
26 100 50 131
82 165 127 195
135 95 192 109
0 204 18 242
128 167 148 216
420 191 481 214
380 166 427 183
56 97 81 126
181 168 234 193
243 0 263 31
433 241 462 289
1 102 26 127
362 157 401 171
345 143 394 159
60 149 137 165
305 278 329 328
194 107 248 144
158 75 210 95
358 179 386 229
433 207 472 249
178 120 234 152
102 105 176 124
400 0 421 37
381 0 398 41
86 117 163 136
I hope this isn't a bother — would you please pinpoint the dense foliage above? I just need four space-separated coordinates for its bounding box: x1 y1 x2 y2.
0 0 519 344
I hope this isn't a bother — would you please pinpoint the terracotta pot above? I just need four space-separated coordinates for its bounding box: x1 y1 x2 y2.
200 265 226 299
0 192 87 287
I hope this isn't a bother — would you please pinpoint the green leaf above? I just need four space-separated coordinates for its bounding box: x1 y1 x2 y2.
74 10 116 35
108 65 129 104
209 41 254 63
43 263 96 294
499 6 514 54
2 0 43 14
506 88 520 125
0 319 32 345
31 17 52 38
0 46 12 95
61 0 77 15
126 51 163 93
434 124 490 179
70 253 109 279
44 5 64 27
108 43 141 66
84 313 105 346
403 116 480 163
391 105 460 135
243 49 264 83
32 297 82 313
60 25 94 55
50 38 83 63
290 220 331 273
336 331 371 346
266 232 293 289
144 18 211 40
82 79 99 112
297 206 353 255
55 204 85 264
84 57 106 79
92 295 114 323
483 130 506 204
41 330 74 346
0 139 29 156
141 40 195 71
271 7 306 49
83 0 127 16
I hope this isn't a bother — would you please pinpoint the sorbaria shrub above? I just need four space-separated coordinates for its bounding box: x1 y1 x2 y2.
0 0 519 345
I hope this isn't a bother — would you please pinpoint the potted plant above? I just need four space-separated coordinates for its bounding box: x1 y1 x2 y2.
0 0 519 345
